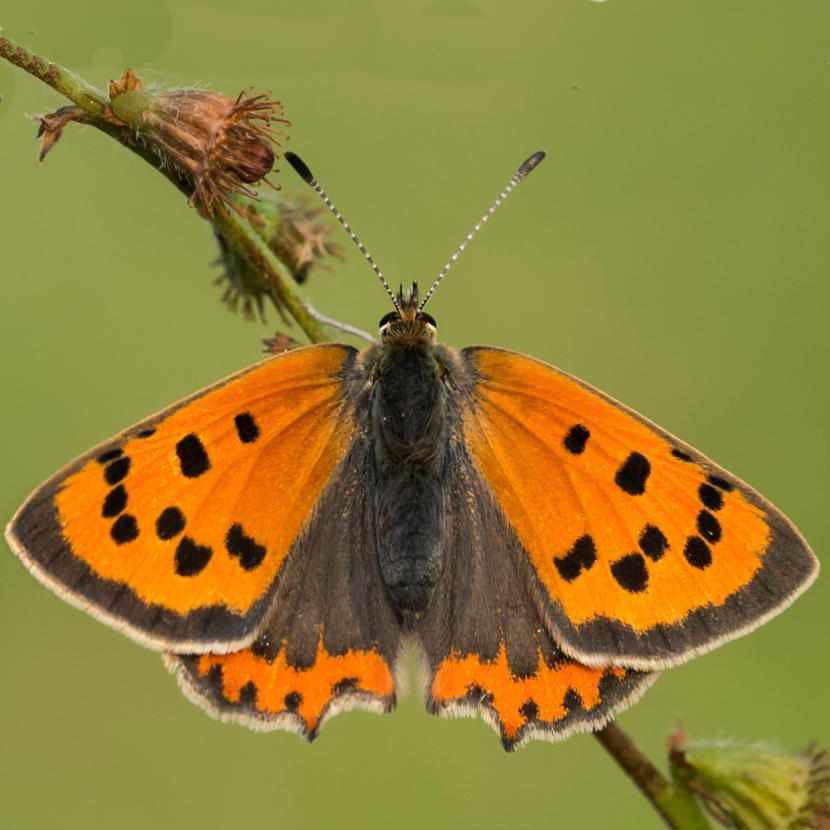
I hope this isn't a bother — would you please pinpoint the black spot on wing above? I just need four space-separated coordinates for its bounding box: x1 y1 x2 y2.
104 456 131 485
207 663 223 687
239 681 258 707
610 553 649 593
563 424 590 454
156 506 186 540
554 535 597 582
638 524 668 561
614 452 651 495
136 427 156 438
225 523 267 570
175 537 213 576
520 699 539 720
284 691 302 711
466 684 490 704
251 634 277 660
176 434 211 478
707 474 734 492
671 448 693 462
697 510 722 543
563 688 583 712
110 514 139 545
102 485 127 518
332 677 359 696
684 536 712 569
234 412 260 444
698 483 723 511
97 448 123 464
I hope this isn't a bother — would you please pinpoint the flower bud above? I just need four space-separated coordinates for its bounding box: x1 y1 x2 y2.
213 192 343 320
107 70 288 216
670 733 830 830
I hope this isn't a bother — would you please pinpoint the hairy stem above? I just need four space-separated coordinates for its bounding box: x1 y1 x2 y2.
0 32 326 343
595 723 710 829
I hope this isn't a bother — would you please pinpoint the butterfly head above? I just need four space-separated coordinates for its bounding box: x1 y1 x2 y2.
378 282 437 346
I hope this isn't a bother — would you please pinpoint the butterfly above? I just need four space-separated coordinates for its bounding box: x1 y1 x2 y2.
6 151 818 751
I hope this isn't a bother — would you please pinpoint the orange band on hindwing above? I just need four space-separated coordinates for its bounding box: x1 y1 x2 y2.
430 643 644 747
174 637 396 738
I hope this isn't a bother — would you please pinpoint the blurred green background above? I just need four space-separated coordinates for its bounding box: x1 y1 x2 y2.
1 2 828 827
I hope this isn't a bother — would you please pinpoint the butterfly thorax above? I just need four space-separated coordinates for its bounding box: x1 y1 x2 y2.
369 341 448 625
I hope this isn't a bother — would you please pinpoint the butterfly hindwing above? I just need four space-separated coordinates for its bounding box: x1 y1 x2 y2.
417 429 654 750
6 344 359 653
168 435 401 738
460 347 819 670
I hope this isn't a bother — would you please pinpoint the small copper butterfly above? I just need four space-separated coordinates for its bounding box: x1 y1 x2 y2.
6 151 818 749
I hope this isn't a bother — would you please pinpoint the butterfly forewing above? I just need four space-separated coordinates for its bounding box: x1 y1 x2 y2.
461 347 818 670
7 344 358 653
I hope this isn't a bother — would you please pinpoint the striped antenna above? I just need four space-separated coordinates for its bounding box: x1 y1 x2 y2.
284 152 400 313
419 150 546 311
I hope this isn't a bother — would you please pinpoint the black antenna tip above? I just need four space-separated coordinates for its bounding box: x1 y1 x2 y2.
518 150 546 178
285 152 315 185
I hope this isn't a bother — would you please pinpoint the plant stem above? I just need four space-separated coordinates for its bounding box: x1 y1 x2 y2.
217 206 326 340
0 31 326 344
595 723 710 829
0 36 109 114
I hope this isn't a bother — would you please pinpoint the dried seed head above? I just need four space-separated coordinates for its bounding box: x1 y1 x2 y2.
213 191 344 320
671 733 830 830
108 69 288 216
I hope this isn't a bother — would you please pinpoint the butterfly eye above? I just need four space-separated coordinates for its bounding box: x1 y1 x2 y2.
419 312 437 328
378 312 399 328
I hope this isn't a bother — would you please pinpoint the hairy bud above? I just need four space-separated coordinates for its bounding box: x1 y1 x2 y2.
213 192 343 320
671 732 830 830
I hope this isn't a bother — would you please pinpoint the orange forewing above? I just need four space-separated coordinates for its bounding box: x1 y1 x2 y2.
463 348 817 664
9 345 356 650
173 638 396 736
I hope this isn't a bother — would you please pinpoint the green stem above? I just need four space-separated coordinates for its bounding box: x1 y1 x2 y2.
0 35 109 113
595 724 710 829
217 206 326 340
0 31 326 344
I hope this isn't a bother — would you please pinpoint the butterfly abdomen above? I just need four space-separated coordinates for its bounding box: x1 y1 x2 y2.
369 344 449 623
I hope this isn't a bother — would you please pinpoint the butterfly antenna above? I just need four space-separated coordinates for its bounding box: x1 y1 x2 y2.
419 150 546 311
284 152 401 313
